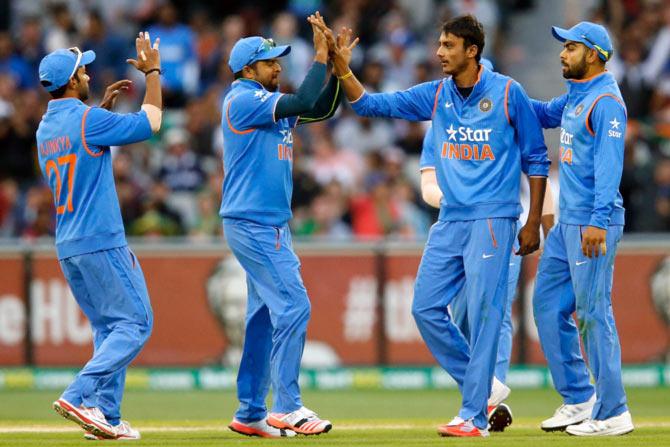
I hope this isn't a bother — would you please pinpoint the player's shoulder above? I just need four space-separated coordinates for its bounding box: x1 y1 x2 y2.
410 78 444 94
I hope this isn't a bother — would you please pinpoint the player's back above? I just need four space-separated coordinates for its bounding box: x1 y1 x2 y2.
36 98 126 260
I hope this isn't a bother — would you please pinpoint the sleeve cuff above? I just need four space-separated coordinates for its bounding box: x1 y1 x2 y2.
526 162 549 177
350 91 367 105
588 215 609 229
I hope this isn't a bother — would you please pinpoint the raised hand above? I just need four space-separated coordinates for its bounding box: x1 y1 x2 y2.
126 32 161 74
309 12 333 64
334 26 360 68
99 79 132 110
311 24 329 63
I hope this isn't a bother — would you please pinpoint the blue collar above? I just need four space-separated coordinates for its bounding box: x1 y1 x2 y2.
47 97 84 109
566 71 613 95
446 64 489 101
232 78 266 91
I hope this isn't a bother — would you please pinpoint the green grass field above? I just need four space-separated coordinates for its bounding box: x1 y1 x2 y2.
0 388 668 446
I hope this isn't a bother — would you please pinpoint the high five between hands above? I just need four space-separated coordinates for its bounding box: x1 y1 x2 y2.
308 12 360 79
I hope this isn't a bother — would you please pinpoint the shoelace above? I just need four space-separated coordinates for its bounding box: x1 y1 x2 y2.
556 404 580 417
87 407 107 422
116 421 131 433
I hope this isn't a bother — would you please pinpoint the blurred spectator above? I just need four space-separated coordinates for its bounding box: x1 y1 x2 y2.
45 3 79 52
0 0 666 241
293 189 352 239
130 182 184 237
350 171 401 238
0 88 40 186
306 122 363 191
653 158 670 232
81 10 129 93
184 97 218 157
333 114 394 154
191 9 221 91
0 32 32 90
271 12 312 90
21 185 55 239
113 150 145 227
189 191 222 238
0 178 20 237
158 127 206 193
16 16 45 89
147 2 199 106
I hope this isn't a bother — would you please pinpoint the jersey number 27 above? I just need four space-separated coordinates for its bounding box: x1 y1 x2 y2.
46 154 77 215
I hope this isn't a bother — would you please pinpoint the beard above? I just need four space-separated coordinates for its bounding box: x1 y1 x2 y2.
562 55 588 79
263 79 279 92
443 58 471 77
78 85 89 101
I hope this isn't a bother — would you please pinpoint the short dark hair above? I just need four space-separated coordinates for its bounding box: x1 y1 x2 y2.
442 15 485 62
232 61 259 79
43 72 79 99
47 83 68 99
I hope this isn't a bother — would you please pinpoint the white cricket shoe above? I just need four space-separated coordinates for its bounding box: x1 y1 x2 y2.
84 420 141 440
268 406 332 435
488 377 511 407
229 418 296 438
438 417 490 437
53 398 116 439
566 411 634 436
540 394 596 432
487 377 513 432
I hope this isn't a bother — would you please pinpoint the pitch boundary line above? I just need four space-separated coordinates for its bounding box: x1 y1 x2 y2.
1 422 670 433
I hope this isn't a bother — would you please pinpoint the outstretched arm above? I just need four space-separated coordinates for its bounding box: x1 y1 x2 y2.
274 22 330 119
529 94 568 129
296 75 343 125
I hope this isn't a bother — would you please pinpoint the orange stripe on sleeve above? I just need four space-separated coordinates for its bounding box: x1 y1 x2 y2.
585 93 625 136
81 107 103 158
504 79 513 125
226 96 256 135
431 82 444 118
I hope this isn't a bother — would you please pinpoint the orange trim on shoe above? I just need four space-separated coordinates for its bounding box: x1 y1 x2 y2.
438 422 487 437
229 420 276 438
268 413 332 435
53 399 116 439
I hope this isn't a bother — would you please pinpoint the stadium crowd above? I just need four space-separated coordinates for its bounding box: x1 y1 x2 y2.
0 0 669 242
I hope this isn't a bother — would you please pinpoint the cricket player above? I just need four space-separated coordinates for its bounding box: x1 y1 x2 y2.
530 22 634 436
314 13 549 436
36 33 162 440
221 21 353 438
420 123 556 432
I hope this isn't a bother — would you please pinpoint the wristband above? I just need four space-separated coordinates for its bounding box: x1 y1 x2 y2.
145 68 161 76
337 70 353 80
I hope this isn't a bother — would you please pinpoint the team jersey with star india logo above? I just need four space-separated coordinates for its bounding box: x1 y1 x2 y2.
220 78 299 226
531 71 626 229
352 65 550 222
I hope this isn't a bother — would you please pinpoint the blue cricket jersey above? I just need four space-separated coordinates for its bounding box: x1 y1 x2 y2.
220 79 298 226
36 98 152 259
355 65 549 221
531 71 626 228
